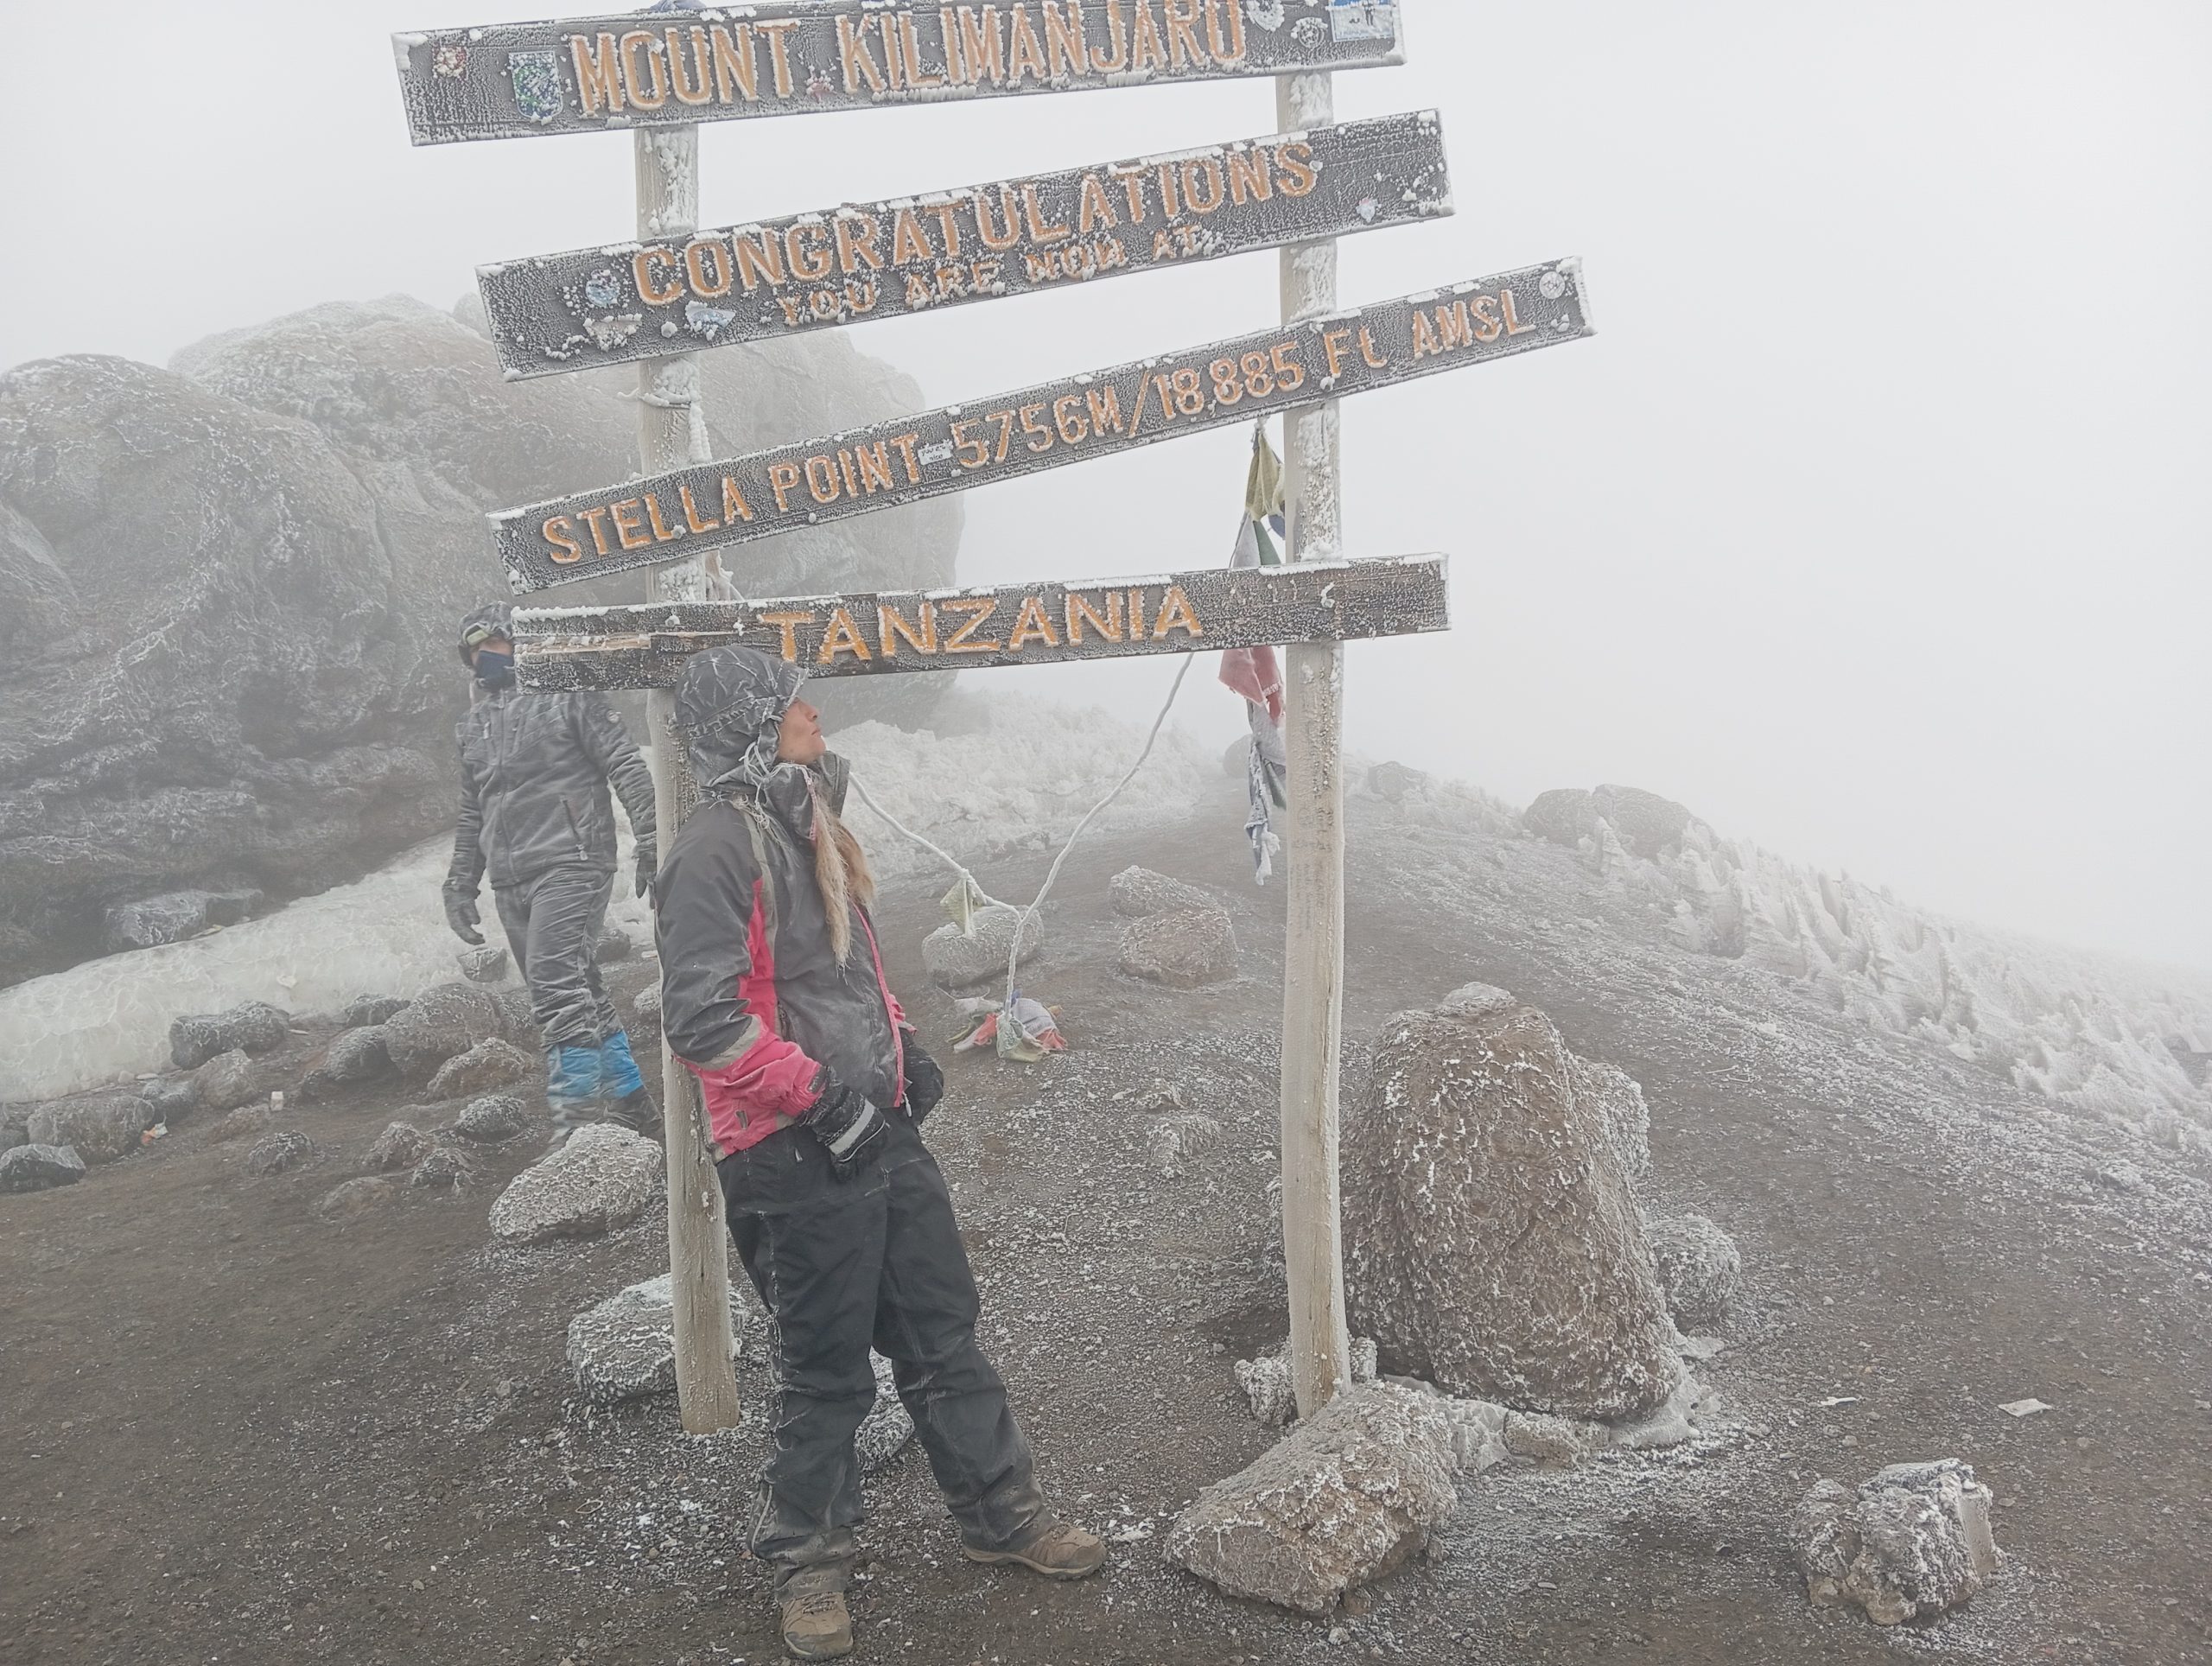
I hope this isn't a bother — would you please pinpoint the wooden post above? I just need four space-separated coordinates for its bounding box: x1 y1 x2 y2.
635 120 741 1435
1275 67 1354 1421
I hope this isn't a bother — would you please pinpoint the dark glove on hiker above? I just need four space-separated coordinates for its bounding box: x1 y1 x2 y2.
443 888 484 945
805 1071 888 1181
634 844 658 900
902 1040 945 1124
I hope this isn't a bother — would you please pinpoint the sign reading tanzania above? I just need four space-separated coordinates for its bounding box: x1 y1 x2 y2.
491 261 1592 593
395 0 1406 146
511 555 1449 690
479 112 1450 379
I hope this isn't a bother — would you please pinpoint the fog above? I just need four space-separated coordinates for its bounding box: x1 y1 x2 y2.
2 1 2205 970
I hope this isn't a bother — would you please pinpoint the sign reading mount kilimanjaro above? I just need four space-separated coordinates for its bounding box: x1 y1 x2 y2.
394 0 1406 147
479 111 1451 380
490 260 1593 593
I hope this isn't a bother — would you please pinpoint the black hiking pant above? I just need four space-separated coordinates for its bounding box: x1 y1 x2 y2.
717 1116 1042 1594
492 863 617 1051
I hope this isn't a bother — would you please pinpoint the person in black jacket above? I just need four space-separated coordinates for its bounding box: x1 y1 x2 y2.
442 603 660 1147
654 645 1103 1663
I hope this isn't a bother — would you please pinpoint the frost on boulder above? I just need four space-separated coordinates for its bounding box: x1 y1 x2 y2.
1646 1212 1743 1330
170 1002 290 1071
1794 1461 2000 1626
1 1142 87 1193
1344 986 1681 1421
566 1272 758 1404
490 1124 662 1245
425 1038 536 1101
1119 908 1240 989
25 1093 152 1165
923 906 1044 994
1109 866 1217 919
1166 1382 1459 1616
383 982 507 1082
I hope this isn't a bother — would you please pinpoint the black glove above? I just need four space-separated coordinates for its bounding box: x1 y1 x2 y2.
901 1040 944 1124
804 1072 888 1182
443 887 484 945
634 845 658 900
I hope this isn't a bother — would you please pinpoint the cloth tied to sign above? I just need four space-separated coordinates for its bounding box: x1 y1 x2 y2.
954 996 1066 1062
1221 429 1290 883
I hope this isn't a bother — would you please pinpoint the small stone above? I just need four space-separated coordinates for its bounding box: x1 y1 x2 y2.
456 944 510 983
489 1124 662 1245
338 994 409 1029
1166 1383 1459 1616
0 1143 87 1193
632 982 662 1020
425 1038 536 1101
1502 1409 1612 1466
314 1177 401 1224
245 1131 313 1175
411 1146 480 1192
363 1122 434 1173
856 1352 917 1472
168 1000 290 1071
566 1272 757 1404
594 930 633 963
1119 908 1239 989
1794 1460 1999 1626
24 1092 154 1164
201 1103 273 1145
923 906 1044 994
192 1049 287 1114
1147 1113 1223 1180
317 1026 394 1085
1645 1212 1743 1330
1109 866 1217 919
454 1093 531 1144
1998 1398 2052 1419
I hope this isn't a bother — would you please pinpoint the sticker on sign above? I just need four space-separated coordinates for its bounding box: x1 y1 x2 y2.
490 260 1593 593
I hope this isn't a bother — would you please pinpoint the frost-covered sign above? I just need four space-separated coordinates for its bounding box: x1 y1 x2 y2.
509 555 1449 690
492 261 1593 591
479 112 1451 379
393 0 1406 146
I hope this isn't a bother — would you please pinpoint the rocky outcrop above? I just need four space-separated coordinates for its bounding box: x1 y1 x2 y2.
190 1049 288 1115
489 1124 661 1244
1344 984 1681 1421
0 296 963 986
1166 1382 1459 1615
1794 1461 1999 1626
363 1122 435 1173
245 1131 313 1175
1523 784 1705 860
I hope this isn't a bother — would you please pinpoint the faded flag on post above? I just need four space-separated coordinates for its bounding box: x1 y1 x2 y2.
1221 429 1289 884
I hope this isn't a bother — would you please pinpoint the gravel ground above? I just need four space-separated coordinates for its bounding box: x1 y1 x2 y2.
3 768 2209 1665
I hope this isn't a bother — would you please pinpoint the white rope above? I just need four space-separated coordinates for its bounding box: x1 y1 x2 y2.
845 653 1198 1011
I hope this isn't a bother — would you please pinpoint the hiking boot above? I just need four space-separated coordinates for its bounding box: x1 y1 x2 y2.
779 1589 854 1661
963 1516 1106 1580
611 1087 664 1142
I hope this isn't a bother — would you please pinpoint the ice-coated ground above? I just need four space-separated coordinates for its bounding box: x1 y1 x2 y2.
0 699 1211 1103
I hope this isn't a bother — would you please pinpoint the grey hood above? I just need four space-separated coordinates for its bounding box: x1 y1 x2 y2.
677 645 807 793
458 601 515 664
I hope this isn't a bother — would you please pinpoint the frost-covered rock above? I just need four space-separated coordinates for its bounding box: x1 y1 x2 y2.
924 906 1044 994
143 1075 199 1125
856 1352 918 1472
364 1122 434 1173
594 929 633 963
1147 1113 1223 1180
1646 1213 1743 1330
1794 1461 1999 1626
382 982 505 1081
410 1145 480 1192
567 1272 757 1405
105 888 263 954
191 1049 286 1115
315 1026 395 1087
245 1131 313 1175
1523 785 1701 861
1 1142 86 1192
489 1124 662 1245
1236 1339 1380 1428
632 982 662 1020
456 944 509 983
25 1092 153 1165
169 1002 290 1071
339 994 410 1030
454 1093 531 1144
1365 761 1429 803
425 1038 536 1101
493 987 539 1041
202 1104 272 1146
315 1176 401 1224
1523 788 1598 848
1166 1382 1459 1615
1344 989 1681 1421
1119 908 1239 989
1567 1052 1652 1187
1109 866 1217 919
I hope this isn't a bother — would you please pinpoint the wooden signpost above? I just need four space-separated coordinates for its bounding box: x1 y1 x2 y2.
393 0 1403 145
492 262 1592 592
400 0 1595 1439
510 554 1449 686
478 111 1451 379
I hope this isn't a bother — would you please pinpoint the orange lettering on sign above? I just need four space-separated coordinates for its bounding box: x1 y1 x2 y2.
1021 183 1071 244
1043 3 1089 77
576 506 613 556
1090 1 1129 72
837 16 887 92
1153 584 1204 640
569 33 624 116
1225 148 1271 207
1358 327 1389 370
542 516 586 563
1164 0 1207 70
805 456 842 504
669 27 714 105
709 22 757 103
855 442 898 494
1077 174 1120 235
643 493 682 543
1007 595 1060 652
890 208 936 266
767 462 804 513
759 611 815 662
879 601 938 655
785 224 834 282
959 7 1005 86
1408 309 1443 360
1115 166 1149 223
1321 327 1354 378
609 499 652 550
619 31 667 109
899 14 945 88
1501 289 1535 334
1128 1 1169 74
1206 0 1246 62
1274 142 1318 197
878 15 906 89
721 476 756 524
1065 588 1123 644
888 433 925 484
756 19 799 96
686 239 734 298
1470 296 1503 342
836 213 883 275
818 607 872 664
679 484 720 534
926 202 966 259
939 7 969 82
941 597 1002 653
1435 301 1475 351
974 188 1023 252
1005 6 1049 85
1085 385 1124 435
1180 157 1225 215
731 228 784 291
634 248 683 306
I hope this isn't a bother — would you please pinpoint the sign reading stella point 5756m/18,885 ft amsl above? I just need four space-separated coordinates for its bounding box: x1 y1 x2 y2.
395 0 1405 145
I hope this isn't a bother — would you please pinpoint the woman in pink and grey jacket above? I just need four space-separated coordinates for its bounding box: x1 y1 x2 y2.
652 645 1103 1663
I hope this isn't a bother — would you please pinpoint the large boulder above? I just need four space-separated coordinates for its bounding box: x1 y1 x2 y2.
1166 1382 1459 1615
105 887 263 953
1 1142 87 1192
363 1122 435 1173
381 982 505 1082
311 1026 395 1088
1109 866 1217 919
190 1049 288 1114
0 297 965 986
1522 785 1703 860
453 1093 531 1144
1344 983 1682 1421
169 1002 291 1071
1522 788 1597 849
424 1038 536 1101
1794 1461 1999 1626
924 906 1044 995
25 1092 153 1165
1567 1052 1652 1187
245 1130 314 1175
489 1124 662 1245
1119 909 1240 989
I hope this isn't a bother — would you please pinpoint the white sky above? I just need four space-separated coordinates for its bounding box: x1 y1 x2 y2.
2 2 2207 970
